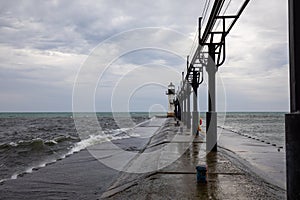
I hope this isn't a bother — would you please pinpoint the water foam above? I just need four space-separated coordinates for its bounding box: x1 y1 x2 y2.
2 126 139 183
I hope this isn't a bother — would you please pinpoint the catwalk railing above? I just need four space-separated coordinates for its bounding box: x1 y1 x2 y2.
174 0 250 152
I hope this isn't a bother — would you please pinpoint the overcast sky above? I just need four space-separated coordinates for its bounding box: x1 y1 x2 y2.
0 0 289 112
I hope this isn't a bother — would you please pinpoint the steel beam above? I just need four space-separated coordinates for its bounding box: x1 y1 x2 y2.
192 70 199 135
183 87 186 124
187 83 191 129
286 0 300 199
206 44 217 152
190 0 225 66
180 93 183 122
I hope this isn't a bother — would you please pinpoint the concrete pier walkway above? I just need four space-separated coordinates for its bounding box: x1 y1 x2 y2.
0 117 167 199
101 119 285 199
218 127 286 190
0 117 286 199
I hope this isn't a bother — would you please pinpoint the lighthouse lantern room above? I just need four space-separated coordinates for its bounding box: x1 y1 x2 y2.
166 82 175 117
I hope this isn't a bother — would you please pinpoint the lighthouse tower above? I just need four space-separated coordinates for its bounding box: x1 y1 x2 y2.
166 82 175 117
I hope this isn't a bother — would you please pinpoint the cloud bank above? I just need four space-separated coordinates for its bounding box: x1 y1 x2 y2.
0 0 289 112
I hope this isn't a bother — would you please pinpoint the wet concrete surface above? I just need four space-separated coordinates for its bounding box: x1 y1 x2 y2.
0 136 158 199
218 127 286 190
0 118 286 199
102 148 283 200
0 149 119 200
0 117 167 200
101 119 285 199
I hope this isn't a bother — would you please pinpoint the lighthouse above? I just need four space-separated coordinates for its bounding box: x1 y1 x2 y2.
166 82 175 117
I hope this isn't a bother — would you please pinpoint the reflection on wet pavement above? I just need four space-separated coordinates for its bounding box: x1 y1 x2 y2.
103 119 285 199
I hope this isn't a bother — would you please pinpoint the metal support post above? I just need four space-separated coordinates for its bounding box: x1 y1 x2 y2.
181 72 185 123
192 92 198 135
187 83 191 129
177 97 181 120
192 71 199 135
182 88 186 124
180 94 183 122
206 44 217 152
286 0 300 199
184 86 188 125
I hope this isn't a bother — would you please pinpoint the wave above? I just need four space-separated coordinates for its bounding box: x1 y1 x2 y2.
68 127 138 154
0 135 79 150
0 126 142 183
0 116 151 151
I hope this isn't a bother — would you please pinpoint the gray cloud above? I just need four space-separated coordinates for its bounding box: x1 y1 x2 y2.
0 0 289 112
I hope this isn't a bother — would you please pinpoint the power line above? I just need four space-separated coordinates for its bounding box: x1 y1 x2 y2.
189 29 198 56
202 0 211 27
201 0 210 17
188 0 211 56
214 0 232 31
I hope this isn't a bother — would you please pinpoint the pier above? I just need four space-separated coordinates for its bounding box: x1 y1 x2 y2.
172 0 299 198
0 0 296 199
0 117 285 199
174 0 250 154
